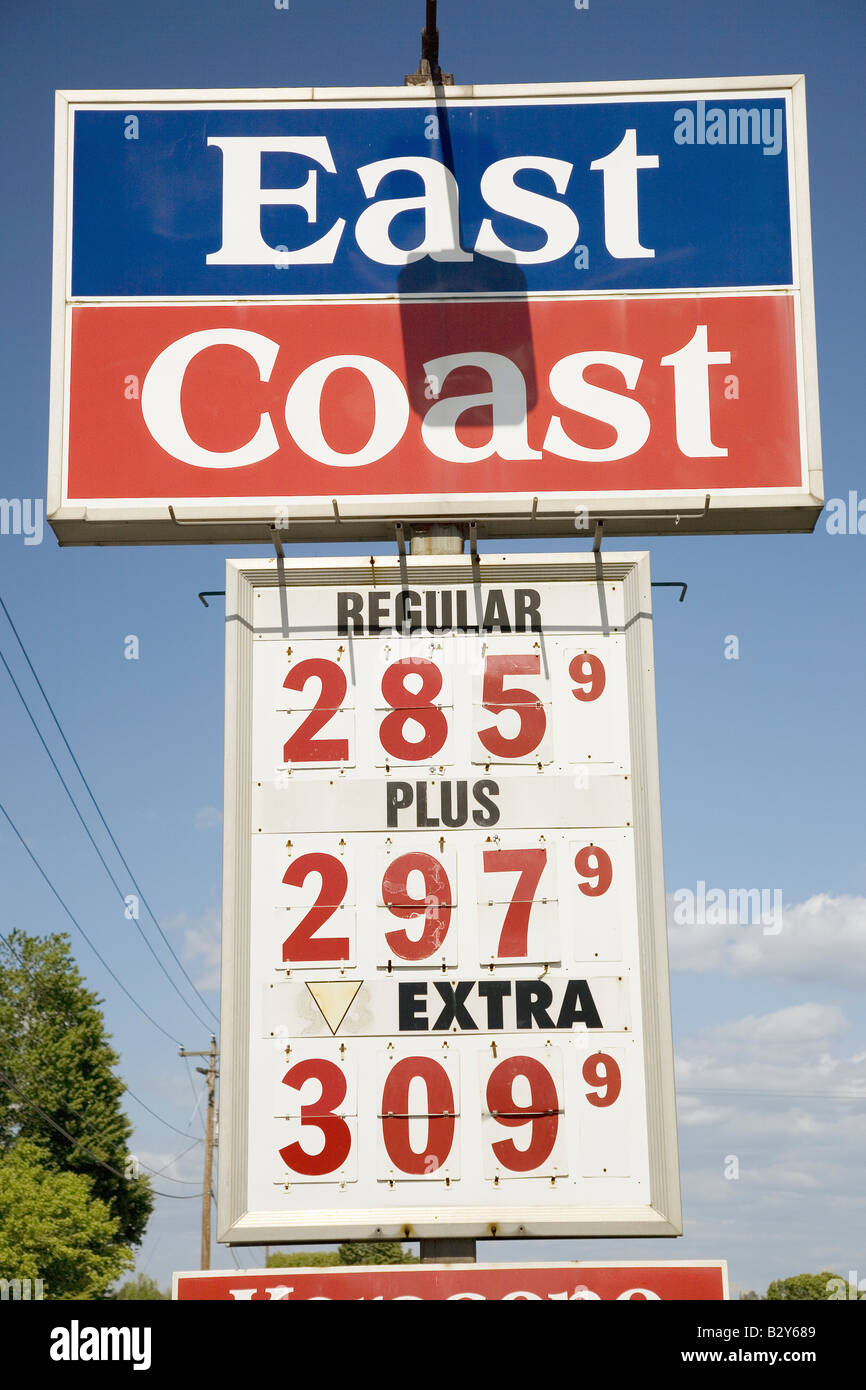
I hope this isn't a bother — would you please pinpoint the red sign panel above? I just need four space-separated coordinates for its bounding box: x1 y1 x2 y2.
173 1262 727 1301
66 297 799 505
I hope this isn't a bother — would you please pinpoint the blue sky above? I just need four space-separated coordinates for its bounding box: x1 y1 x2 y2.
0 0 864 1295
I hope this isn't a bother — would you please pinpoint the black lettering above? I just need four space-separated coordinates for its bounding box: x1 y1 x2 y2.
515 980 555 1029
515 588 541 633
555 979 603 1030
386 782 413 828
398 982 428 1031
455 589 474 632
337 591 364 636
482 589 511 633
477 980 511 1030
416 781 439 828
440 780 468 828
367 590 389 635
396 590 421 635
472 779 501 826
423 589 453 634
432 981 477 1031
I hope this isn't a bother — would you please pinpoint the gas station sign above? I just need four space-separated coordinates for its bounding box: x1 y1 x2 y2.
217 551 680 1243
175 1261 728 1301
49 77 821 543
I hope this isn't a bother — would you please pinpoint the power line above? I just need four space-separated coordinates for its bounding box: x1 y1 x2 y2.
0 644 212 1032
0 926 202 1147
0 592 218 1024
183 1053 206 1136
145 1137 202 1180
0 1066 202 1199
678 1087 865 1102
0 798 184 1048
122 1083 205 1142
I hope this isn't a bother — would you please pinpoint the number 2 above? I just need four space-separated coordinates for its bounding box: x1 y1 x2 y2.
283 659 349 763
282 853 349 962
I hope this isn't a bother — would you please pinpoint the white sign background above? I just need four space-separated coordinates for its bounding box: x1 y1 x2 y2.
218 553 680 1242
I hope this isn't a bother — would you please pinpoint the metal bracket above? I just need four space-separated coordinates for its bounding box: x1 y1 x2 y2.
469 520 479 562
592 520 604 554
198 591 225 608
395 521 407 559
270 524 285 560
651 581 688 603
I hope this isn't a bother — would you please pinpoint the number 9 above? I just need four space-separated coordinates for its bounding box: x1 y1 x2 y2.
582 1052 621 1108
570 652 606 702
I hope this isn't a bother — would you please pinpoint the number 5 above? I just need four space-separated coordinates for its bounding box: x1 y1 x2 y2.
478 655 546 759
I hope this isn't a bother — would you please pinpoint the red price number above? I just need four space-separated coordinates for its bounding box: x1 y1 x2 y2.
482 847 547 957
279 1059 352 1176
569 652 606 702
382 853 453 961
281 853 349 963
282 659 349 764
478 655 547 759
582 1053 622 1108
574 845 613 897
379 659 448 761
486 1056 560 1172
381 1056 456 1175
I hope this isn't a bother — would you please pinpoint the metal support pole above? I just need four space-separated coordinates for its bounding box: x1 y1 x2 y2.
405 0 453 85
420 1237 477 1264
405 11 463 1266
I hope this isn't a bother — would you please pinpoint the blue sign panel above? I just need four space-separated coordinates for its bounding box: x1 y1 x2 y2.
70 97 793 298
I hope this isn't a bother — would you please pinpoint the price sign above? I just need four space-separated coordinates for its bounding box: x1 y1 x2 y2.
218 552 680 1242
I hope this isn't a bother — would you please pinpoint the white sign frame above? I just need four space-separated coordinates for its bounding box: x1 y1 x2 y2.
218 552 680 1243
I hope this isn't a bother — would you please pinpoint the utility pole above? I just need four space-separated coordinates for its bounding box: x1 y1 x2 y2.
179 1036 219 1269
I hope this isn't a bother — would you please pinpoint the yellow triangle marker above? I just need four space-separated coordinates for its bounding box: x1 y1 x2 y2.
306 981 363 1036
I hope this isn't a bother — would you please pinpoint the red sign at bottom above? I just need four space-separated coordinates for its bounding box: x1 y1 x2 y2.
173 1262 727 1301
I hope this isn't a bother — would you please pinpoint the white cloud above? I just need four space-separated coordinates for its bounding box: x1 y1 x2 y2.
137 1146 202 1187
668 892 866 986
664 1002 866 1290
194 805 222 830
675 1002 865 1096
165 907 221 991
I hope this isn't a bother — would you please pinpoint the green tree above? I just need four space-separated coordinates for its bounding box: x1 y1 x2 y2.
266 1243 417 1267
0 1139 133 1299
337 1241 418 1265
109 1273 169 1300
266 1251 341 1268
766 1271 851 1300
0 930 152 1248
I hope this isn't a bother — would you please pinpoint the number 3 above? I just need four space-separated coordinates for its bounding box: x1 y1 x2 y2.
279 1058 352 1176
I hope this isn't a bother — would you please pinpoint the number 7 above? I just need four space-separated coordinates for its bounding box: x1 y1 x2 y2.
482 848 547 957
